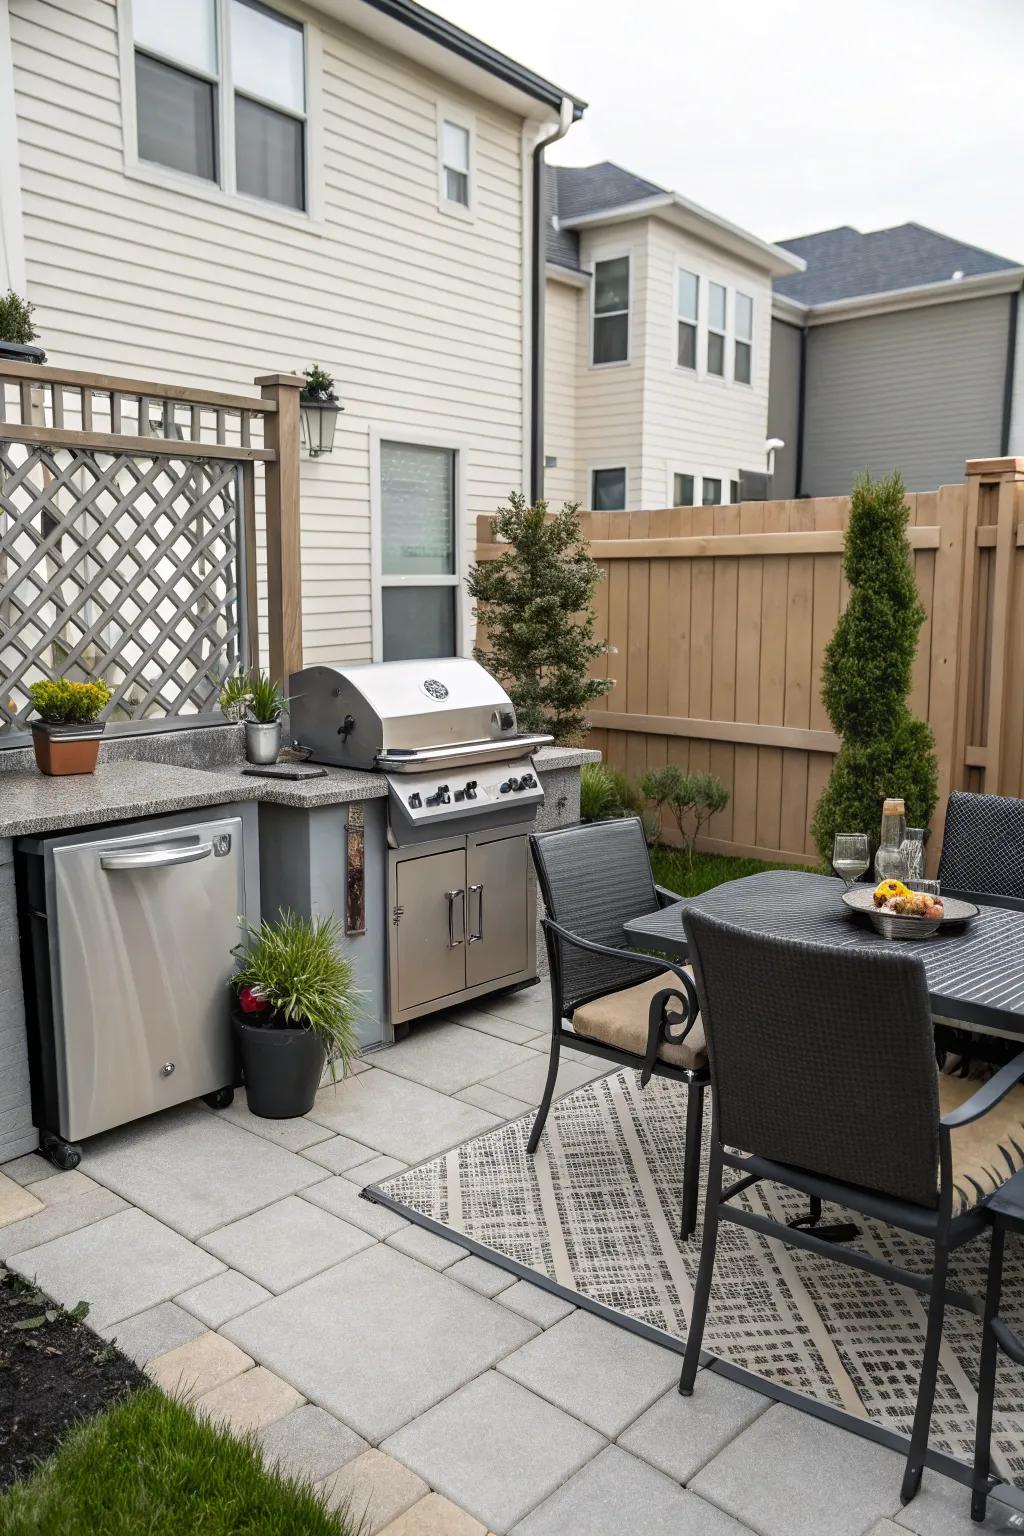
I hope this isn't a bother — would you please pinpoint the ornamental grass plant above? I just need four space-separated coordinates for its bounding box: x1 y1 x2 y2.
231 910 359 1078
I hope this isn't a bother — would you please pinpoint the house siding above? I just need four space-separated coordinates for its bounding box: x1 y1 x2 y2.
543 274 581 506
801 295 1012 495
10 0 528 665
767 316 802 499
574 219 648 511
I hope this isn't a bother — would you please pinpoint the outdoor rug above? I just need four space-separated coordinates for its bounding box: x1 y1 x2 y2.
368 1067 1024 1484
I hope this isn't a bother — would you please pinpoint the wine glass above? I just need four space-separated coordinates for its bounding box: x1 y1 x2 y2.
832 833 869 888
900 828 927 882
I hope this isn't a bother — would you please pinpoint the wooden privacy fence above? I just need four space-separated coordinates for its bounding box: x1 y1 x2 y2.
476 457 1024 864
0 360 303 744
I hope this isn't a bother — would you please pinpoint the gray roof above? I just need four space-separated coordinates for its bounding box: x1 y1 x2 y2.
544 162 667 271
774 222 1020 306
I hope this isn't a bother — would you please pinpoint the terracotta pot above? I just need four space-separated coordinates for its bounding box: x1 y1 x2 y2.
31 721 105 776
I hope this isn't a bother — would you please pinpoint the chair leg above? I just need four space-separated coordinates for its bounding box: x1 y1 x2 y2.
679 1139 723 1395
679 1081 704 1241
900 1236 950 1505
971 1226 1005 1523
527 1031 561 1155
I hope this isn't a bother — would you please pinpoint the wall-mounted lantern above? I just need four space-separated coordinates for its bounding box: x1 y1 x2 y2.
299 363 343 457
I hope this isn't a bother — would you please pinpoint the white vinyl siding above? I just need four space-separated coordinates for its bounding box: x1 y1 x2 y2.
575 224 646 508
543 275 581 505
10 0 528 666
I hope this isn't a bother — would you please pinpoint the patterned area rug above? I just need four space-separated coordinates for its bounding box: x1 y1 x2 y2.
371 1068 1024 1482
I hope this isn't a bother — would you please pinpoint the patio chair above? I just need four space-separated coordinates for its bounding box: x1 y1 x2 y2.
937 791 1024 906
971 1169 1024 1522
677 908 1024 1506
528 818 709 1239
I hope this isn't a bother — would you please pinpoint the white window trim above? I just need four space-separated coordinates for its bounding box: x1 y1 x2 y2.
588 463 629 512
675 266 699 373
733 290 754 386
589 249 632 369
436 102 476 222
369 423 471 663
667 468 696 508
117 0 324 231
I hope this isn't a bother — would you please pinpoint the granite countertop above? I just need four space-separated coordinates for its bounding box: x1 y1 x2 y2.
0 744 596 839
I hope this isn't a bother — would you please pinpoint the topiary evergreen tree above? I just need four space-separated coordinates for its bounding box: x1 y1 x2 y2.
0 290 37 345
466 493 611 741
812 470 938 864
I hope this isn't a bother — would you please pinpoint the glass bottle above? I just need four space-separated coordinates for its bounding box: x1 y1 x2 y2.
874 797 907 882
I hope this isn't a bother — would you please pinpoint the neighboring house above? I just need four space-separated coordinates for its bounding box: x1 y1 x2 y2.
540 162 803 512
768 223 1024 498
0 0 583 664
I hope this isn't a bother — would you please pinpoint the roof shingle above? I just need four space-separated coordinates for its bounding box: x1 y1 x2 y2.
774 222 1020 305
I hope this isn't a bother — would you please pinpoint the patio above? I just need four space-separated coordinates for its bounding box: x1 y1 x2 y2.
0 981 998 1536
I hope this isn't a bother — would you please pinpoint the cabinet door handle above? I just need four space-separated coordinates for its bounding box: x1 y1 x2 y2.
468 883 483 943
446 888 466 947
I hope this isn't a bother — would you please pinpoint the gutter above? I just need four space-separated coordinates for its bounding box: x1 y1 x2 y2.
530 99 575 504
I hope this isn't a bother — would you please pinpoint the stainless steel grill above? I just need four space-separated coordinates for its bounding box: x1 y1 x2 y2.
290 659 551 1027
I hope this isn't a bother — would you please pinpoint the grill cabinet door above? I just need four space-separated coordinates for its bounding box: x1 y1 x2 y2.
393 848 467 1013
465 833 530 989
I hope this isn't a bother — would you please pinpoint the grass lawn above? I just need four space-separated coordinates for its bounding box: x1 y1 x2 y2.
0 1387 355 1536
650 845 810 898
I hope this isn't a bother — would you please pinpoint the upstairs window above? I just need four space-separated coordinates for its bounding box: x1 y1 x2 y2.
734 292 753 384
677 270 699 370
132 0 307 212
702 477 722 505
592 257 630 364
440 118 472 209
707 283 726 377
673 473 695 507
591 467 626 511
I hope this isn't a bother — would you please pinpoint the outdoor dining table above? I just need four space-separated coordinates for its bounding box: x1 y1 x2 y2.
623 868 1024 1041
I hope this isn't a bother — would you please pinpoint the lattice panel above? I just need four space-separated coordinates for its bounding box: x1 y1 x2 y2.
0 443 248 735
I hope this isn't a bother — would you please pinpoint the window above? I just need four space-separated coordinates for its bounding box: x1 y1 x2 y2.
707 283 726 377
730 479 741 503
677 270 699 370
673 473 695 507
591 467 626 511
132 0 307 212
734 292 753 384
702 478 722 506
440 118 471 209
592 257 629 364
379 442 459 660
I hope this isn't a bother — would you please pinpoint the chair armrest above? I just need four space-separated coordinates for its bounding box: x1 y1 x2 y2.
542 915 685 987
941 1050 1024 1129
655 885 684 908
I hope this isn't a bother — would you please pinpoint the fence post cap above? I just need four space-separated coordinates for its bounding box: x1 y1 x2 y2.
254 373 305 389
965 456 1024 477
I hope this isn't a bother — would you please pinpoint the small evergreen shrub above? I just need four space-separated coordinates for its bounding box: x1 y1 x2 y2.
0 290 37 345
300 363 338 403
466 493 611 741
28 678 111 725
811 471 938 862
639 764 729 863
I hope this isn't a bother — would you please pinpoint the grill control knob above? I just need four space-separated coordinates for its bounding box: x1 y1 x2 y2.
465 782 478 799
408 792 422 809
521 773 537 789
499 781 511 794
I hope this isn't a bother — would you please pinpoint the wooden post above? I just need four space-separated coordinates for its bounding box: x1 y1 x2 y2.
256 372 304 685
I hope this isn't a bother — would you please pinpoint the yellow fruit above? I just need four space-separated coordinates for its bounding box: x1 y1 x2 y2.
873 879 911 906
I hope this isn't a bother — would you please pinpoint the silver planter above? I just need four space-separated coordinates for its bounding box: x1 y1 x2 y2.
245 720 282 764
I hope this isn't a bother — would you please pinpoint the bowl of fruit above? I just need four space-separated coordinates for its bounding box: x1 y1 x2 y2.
841 880 976 940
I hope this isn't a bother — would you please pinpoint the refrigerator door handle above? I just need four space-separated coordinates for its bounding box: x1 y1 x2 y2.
100 842 214 872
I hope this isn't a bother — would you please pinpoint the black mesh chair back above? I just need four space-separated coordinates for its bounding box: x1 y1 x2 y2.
937 791 1024 900
683 909 942 1207
530 818 665 1012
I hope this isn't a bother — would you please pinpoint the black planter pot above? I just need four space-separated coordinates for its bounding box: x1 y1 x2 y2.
232 1006 326 1118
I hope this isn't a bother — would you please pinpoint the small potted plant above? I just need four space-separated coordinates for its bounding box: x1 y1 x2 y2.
27 678 112 775
220 669 287 764
0 289 46 363
299 363 342 457
230 910 359 1117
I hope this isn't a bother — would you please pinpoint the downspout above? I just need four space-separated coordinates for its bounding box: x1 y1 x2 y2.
530 97 574 504
794 323 808 498
1000 285 1020 456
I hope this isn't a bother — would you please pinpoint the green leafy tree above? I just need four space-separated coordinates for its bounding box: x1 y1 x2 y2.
812 471 938 863
0 290 37 345
466 493 611 741
640 764 729 863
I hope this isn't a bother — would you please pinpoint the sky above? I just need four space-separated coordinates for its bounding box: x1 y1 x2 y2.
429 0 1024 261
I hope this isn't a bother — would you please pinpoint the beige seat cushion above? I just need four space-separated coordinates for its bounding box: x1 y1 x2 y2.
571 969 707 1072
940 1074 1024 1213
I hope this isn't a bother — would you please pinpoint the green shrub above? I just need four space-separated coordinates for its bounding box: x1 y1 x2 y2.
639 764 729 862
0 289 37 345
466 493 611 742
231 910 359 1077
812 472 938 862
27 678 111 725
300 362 339 403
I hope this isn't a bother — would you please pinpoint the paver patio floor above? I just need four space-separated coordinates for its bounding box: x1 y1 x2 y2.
1 985 1010 1533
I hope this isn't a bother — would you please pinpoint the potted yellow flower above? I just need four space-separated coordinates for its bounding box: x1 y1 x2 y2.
27 679 112 775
